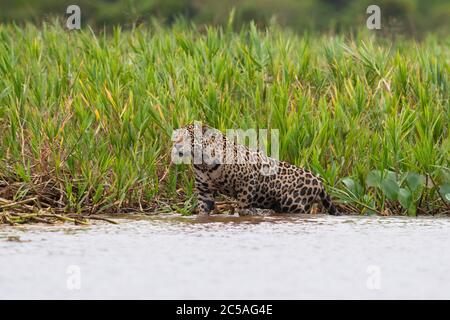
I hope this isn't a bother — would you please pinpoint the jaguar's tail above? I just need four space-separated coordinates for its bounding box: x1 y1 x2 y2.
320 189 340 215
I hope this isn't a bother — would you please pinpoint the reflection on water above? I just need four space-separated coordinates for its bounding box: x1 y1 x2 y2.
1 214 450 299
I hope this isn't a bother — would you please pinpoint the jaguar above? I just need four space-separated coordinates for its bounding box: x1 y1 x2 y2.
172 123 340 216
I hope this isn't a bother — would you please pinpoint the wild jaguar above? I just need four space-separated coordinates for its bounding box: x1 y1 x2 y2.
172 123 340 216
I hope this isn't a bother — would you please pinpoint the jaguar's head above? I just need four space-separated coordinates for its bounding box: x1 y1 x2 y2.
171 122 223 165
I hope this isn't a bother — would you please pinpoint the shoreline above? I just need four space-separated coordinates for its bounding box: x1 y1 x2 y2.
1 208 449 226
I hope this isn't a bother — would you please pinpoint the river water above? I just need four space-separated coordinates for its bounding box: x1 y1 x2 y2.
1 214 449 299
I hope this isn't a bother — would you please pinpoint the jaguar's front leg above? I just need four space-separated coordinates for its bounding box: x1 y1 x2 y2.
236 184 257 216
195 178 215 215
238 205 275 216
238 207 258 216
235 178 274 216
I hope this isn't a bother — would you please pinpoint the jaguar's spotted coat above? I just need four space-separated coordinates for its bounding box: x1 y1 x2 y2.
172 123 340 216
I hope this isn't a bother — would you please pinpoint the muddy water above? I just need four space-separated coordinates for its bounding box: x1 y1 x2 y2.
1 214 450 299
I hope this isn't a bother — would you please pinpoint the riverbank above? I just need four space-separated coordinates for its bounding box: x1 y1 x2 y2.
1 196 449 226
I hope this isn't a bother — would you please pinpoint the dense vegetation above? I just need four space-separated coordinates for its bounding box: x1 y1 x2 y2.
0 21 448 223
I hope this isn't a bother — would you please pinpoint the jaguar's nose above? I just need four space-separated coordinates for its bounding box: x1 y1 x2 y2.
174 144 184 157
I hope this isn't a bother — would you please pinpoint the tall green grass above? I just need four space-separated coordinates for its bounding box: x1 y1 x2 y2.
0 21 448 216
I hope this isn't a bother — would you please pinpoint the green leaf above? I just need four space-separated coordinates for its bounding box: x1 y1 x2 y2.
385 170 397 182
398 188 412 209
407 203 417 216
366 170 382 188
398 188 416 216
438 168 450 184
405 173 425 193
342 177 363 197
342 177 356 192
381 179 399 200
439 184 450 203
